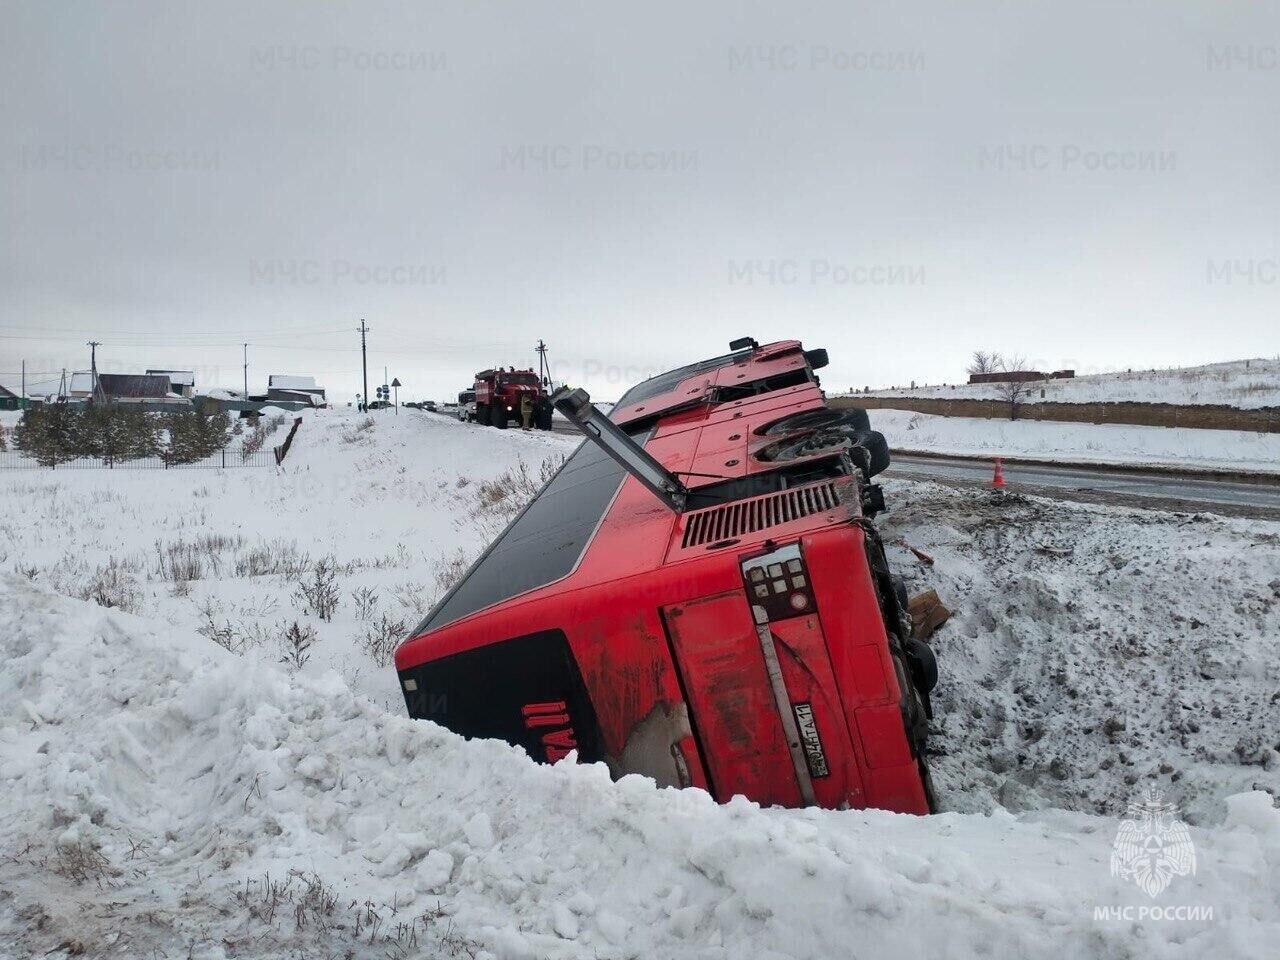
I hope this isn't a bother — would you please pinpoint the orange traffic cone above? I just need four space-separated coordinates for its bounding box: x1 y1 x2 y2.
992 457 1006 489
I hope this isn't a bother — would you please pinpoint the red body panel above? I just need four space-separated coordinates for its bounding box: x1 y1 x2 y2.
396 339 932 815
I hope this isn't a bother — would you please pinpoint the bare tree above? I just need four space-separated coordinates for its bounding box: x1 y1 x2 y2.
966 350 998 378
992 353 1034 420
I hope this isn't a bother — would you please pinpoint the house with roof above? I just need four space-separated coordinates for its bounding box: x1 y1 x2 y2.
0 383 24 411
67 371 95 399
95 373 192 411
146 369 196 398
267 374 326 406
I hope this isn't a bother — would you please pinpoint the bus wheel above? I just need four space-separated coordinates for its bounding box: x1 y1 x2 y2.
756 407 870 436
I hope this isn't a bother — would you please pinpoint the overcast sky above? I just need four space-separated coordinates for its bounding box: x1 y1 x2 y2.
2 1 1278 402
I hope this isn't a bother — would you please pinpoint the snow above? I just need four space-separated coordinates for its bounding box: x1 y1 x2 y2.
1 408 1278 957
0 408 578 711
857 358 1280 409
2 575 1278 958
871 408 1280 474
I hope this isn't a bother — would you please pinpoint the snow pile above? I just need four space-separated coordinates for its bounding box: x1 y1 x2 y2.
858 358 1280 409
2 575 1278 960
0 408 578 710
871 408 1280 474
877 480 1280 823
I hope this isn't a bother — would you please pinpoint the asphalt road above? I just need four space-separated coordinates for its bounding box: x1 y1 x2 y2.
886 453 1280 517
450 411 1280 518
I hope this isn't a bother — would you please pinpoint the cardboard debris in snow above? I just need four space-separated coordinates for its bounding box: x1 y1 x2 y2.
908 590 950 641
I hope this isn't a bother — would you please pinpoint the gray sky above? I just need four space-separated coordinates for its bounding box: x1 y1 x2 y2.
2 1 1278 402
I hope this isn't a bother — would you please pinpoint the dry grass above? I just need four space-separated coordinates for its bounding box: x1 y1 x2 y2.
361 612 408 667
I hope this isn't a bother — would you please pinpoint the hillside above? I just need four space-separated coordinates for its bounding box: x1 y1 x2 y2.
857 358 1280 409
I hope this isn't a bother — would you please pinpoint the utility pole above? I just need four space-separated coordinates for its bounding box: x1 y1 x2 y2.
535 339 550 386
87 341 101 400
358 320 369 412
21 359 25 399
243 343 249 397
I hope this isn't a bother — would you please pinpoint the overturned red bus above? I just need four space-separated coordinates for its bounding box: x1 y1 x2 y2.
395 337 939 813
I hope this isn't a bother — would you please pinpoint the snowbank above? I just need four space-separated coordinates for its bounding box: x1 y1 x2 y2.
858 358 1280 409
872 408 1280 474
2 576 1277 959
0 408 580 711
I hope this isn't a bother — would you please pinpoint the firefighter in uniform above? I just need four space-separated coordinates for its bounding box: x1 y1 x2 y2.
520 393 534 430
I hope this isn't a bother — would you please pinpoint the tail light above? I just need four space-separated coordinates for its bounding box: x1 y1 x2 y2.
741 543 816 622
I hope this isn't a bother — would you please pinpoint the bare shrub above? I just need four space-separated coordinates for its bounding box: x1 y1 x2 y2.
52 842 119 886
278 621 318 670
241 423 268 460
235 538 305 579
351 586 379 622
993 353 1036 420
197 599 244 654
434 548 472 595
390 580 432 618
473 461 540 515
80 560 140 613
294 556 340 621
470 455 564 540
154 536 236 582
340 417 376 444
278 548 313 584
361 613 408 666
966 350 998 377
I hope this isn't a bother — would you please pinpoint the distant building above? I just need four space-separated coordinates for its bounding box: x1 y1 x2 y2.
0 383 21 411
267 374 326 406
95 373 192 411
146 369 196 398
68 371 95 399
968 370 1046 385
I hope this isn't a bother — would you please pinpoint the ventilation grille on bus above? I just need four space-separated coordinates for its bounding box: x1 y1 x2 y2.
681 481 843 548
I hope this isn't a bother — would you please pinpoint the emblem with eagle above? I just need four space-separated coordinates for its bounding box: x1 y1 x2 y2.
1110 787 1196 898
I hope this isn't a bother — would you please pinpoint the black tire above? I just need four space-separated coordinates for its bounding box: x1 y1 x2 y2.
906 637 939 694
754 429 852 463
853 429 890 478
491 404 508 429
891 645 938 813
756 407 870 436
474 403 487 425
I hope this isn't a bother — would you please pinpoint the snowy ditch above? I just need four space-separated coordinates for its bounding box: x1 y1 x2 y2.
0 409 1277 958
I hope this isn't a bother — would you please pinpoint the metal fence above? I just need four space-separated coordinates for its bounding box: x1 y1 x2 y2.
0 448 278 469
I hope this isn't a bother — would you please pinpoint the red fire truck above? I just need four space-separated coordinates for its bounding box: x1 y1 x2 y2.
473 367 553 430
395 338 939 813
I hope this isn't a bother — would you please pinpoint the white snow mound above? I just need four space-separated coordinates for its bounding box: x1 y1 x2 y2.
1 576 1278 959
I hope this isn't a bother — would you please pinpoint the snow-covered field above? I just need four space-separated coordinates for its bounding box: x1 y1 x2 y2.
0 408 577 711
858 357 1280 409
871 408 1280 474
1 409 1278 958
